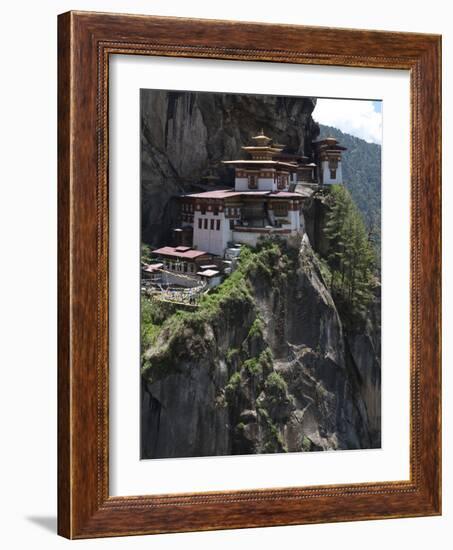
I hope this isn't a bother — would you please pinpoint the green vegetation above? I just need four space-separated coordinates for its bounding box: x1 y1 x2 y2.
248 317 264 339
264 372 288 405
324 185 377 320
258 348 273 371
141 296 166 350
141 243 153 264
141 239 294 382
225 372 242 401
241 348 273 377
224 348 274 407
242 357 262 376
256 403 287 453
226 348 240 364
299 434 316 452
316 255 332 287
319 124 381 259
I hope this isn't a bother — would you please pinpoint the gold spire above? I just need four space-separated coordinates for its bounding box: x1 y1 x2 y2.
251 129 272 146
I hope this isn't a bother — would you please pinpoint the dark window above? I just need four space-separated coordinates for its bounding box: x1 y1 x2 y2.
273 203 288 217
198 218 202 229
213 206 219 215
230 219 234 229
216 219 221 230
200 204 207 215
210 219 215 230
204 219 208 229
330 169 337 179
277 175 287 189
248 175 257 189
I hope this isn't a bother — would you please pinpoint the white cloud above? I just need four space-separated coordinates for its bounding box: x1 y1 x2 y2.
312 98 382 144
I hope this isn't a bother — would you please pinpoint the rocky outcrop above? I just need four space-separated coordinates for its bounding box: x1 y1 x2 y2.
140 90 319 245
345 287 382 446
141 237 380 458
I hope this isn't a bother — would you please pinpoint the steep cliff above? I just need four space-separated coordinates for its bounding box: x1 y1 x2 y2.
140 90 319 245
141 237 380 458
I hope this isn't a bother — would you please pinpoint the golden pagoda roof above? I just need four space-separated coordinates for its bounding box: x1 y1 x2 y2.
222 159 298 169
251 129 272 145
241 146 283 153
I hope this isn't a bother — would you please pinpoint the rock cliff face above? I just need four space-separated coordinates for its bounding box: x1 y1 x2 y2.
140 90 319 245
141 237 380 458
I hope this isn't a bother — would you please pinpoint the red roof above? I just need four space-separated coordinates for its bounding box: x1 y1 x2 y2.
143 263 163 273
152 246 210 260
184 190 302 200
222 160 298 169
267 191 303 198
182 189 239 199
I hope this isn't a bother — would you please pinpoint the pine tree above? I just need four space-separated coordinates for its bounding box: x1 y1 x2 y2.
323 185 376 320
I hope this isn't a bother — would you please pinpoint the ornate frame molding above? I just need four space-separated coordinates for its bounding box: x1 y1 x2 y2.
58 11 441 538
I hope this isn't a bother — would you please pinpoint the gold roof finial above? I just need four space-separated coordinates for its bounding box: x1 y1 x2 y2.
251 130 272 145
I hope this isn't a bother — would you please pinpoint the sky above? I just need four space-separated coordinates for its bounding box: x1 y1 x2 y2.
312 98 382 144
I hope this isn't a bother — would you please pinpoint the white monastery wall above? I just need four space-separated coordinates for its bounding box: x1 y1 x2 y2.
234 178 249 191
288 210 302 231
321 160 343 185
256 177 275 191
234 176 276 191
232 230 260 248
193 211 231 256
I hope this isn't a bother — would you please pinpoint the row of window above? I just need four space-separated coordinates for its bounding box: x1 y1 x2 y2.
276 175 289 189
200 205 220 215
225 207 240 217
198 218 222 231
164 261 197 274
273 206 288 216
236 171 282 178
247 175 289 190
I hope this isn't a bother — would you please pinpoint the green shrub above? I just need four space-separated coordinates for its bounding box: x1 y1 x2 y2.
264 371 288 403
242 357 262 376
299 435 314 452
248 317 264 339
141 244 153 263
224 371 242 402
258 348 273 372
226 348 240 363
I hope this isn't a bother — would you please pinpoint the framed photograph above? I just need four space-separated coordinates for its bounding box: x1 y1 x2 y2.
58 11 441 538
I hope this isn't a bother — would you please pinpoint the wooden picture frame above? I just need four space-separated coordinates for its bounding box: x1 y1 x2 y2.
58 10 441 539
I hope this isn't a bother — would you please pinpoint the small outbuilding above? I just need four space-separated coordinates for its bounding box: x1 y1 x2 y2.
151 246 213 275
196 269 223 288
